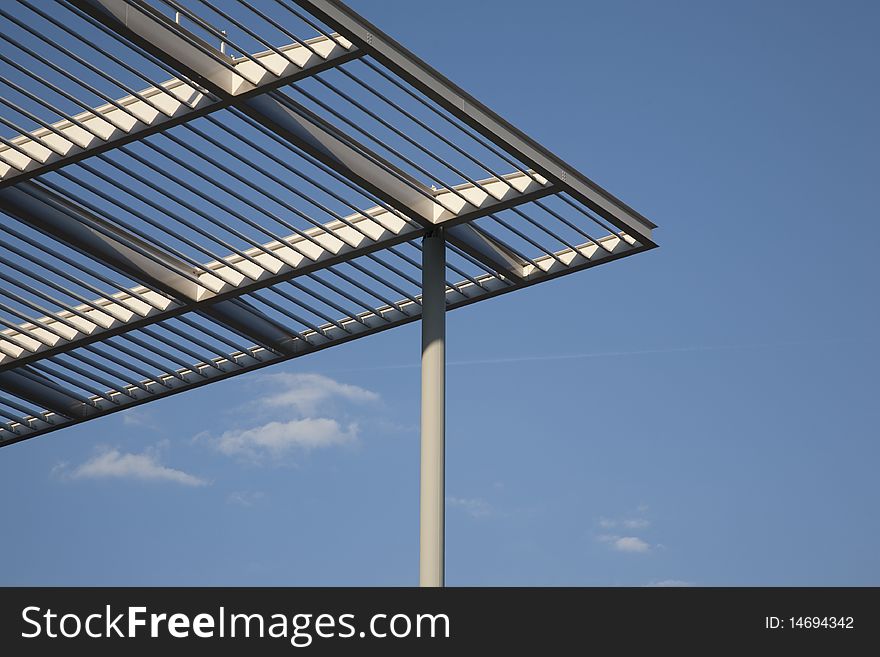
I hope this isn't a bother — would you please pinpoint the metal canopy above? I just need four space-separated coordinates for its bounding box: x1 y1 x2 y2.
0 0 656 449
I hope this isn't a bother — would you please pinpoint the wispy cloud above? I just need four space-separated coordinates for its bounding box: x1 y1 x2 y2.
598 534 652 553
58 447 206 487
227 490 266 507
201 373 377 463
447 496 492 518
210 418 358 460
259 373 378 417
596 507 655 553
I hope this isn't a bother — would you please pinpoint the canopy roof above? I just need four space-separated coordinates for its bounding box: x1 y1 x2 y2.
0 0 656 447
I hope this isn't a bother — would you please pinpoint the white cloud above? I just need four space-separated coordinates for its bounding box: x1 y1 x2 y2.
596 509 653 553
614 536 651 553
64 448 206 486
260 373 378 416
211 418 358 459
598 534 652 553
647 579 694 587
447 496 492 518
200 373 379 464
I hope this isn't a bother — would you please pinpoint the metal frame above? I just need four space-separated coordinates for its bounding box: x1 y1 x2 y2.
0 0 657 587
294 0 656 248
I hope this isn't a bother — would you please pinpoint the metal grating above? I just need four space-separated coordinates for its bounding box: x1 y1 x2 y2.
0 0 657 446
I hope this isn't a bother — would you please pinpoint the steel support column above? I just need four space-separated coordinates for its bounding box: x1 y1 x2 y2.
420 229 446 587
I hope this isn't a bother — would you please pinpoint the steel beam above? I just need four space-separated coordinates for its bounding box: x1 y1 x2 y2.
0 369 94 419
0 183 303 357
71 0 325 98
58 2 553 279
241 94 440 224
445 223 525 284
292 0 656 247
0 6 359 186
0 171 543 370
238 95 550 278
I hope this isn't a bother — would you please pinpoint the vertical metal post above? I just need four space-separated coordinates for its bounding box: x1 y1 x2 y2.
420 229 445 587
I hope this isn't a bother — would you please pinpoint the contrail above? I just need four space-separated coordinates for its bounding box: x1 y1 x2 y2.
327 337 854 373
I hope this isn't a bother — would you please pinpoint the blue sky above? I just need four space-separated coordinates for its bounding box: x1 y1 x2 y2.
1 0 879 586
